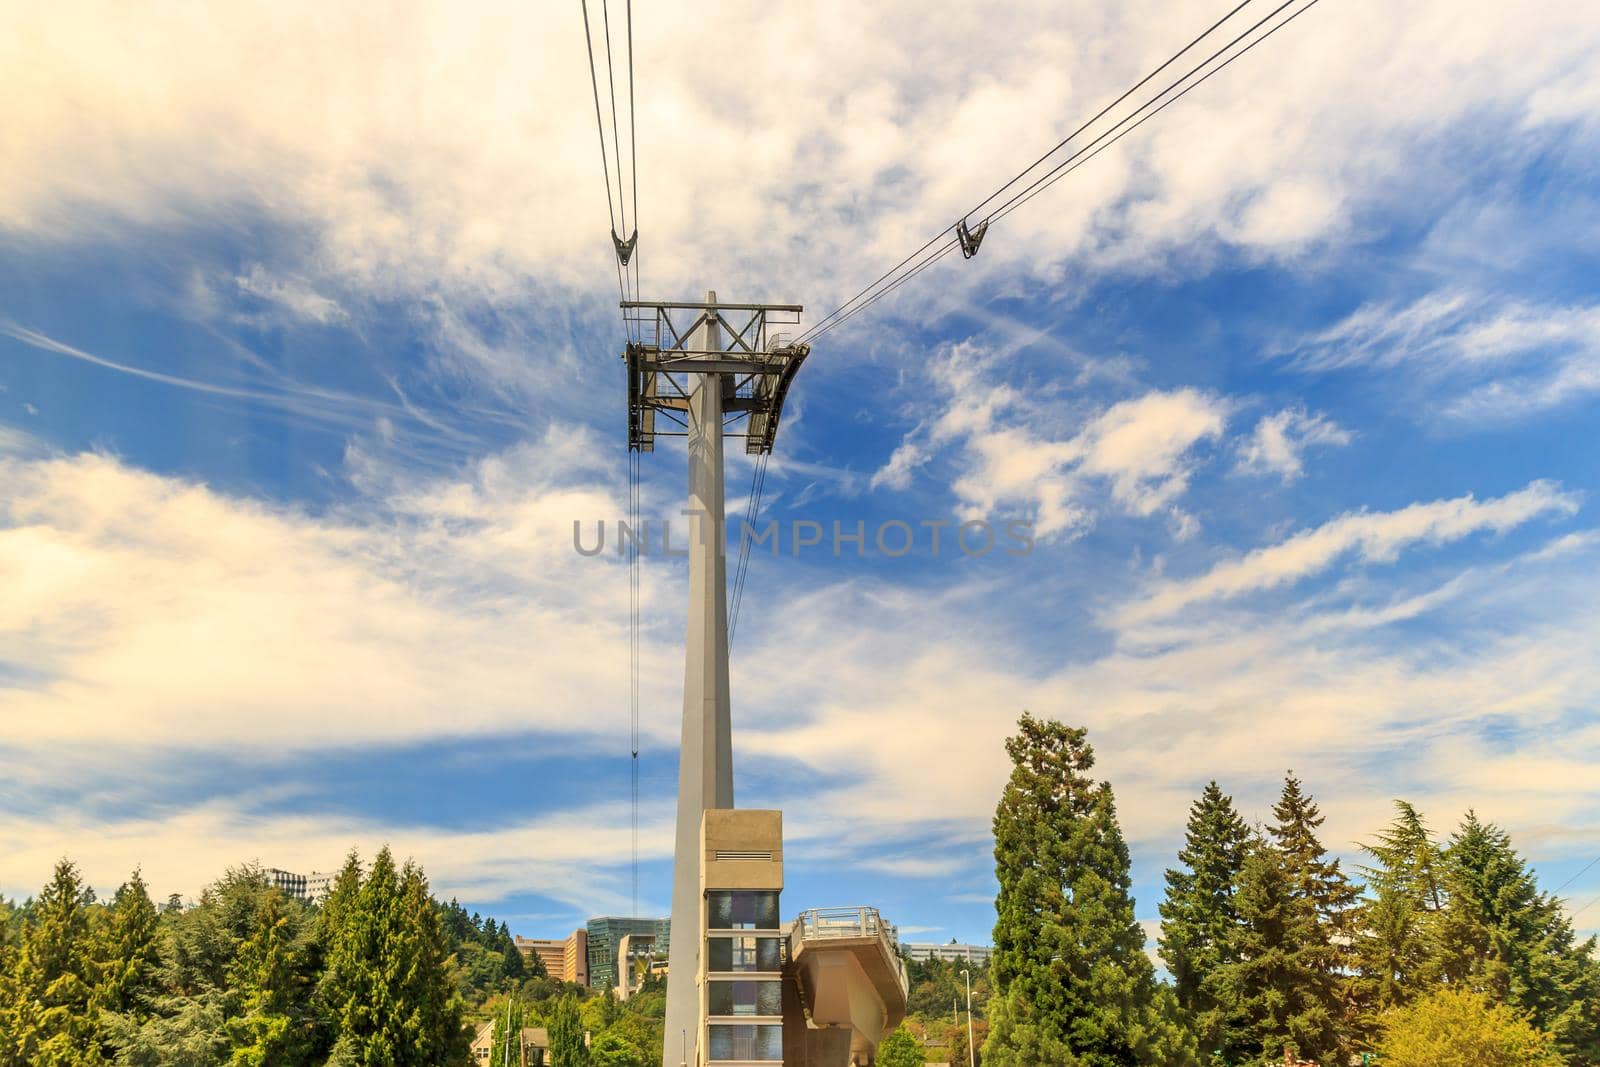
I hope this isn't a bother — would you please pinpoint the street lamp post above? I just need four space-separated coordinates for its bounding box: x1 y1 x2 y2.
962 968 975 1067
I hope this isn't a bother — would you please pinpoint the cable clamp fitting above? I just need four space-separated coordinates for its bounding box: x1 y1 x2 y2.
612 228 639 267
957 217 989 259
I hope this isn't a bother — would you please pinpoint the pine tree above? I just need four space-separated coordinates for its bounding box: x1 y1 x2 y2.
1353 801 1444 1028
0 858 103 1067
95 870 160 1016
1437 813 1600 1061
225 888 318 1066
983 714 1197 1067
323 848 468 1065
1215 843 1339 1065
1267 773 1360 1057
1269 774 1361 947
1158 782 1252 1056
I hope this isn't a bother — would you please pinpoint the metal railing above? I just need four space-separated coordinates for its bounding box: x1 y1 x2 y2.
792 906 898 944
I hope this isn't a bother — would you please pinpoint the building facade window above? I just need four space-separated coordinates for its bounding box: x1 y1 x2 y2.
707 1023 783 1061
706 891 779 931
707 979 782 1017
705 935 783 973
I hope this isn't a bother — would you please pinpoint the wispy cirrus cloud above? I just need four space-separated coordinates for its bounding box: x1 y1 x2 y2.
1116 480 1580 626
1287 290 1600 420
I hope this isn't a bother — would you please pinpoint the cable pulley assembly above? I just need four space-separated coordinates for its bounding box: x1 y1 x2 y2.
612 228 638 267
957 218 989 259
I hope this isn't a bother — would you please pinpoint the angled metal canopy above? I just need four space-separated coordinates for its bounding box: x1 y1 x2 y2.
622 299 809 456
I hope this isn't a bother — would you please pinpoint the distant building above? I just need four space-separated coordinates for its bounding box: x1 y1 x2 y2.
616 931 667 1000
264 868 307 899
514 928 589 985
469 1021 549 1066
586 916 670 991
903 942 993 966
264 867 337 903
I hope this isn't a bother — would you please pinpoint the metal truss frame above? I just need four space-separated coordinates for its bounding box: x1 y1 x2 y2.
622 300 809 455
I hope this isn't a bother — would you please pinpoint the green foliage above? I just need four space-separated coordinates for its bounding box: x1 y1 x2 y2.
0 858 102 1066
1211 841 1338 1064
878 1023 928 1067
548 993 589 1067
947 1017 988 1067
490 995 525 1067
1435 812 1600 1061
1375 984 1563 1066
984 714 1198 1067
588 1029 645 1067
1353 801 1445 1032
322 848 467 1065
1158 782 1252 1055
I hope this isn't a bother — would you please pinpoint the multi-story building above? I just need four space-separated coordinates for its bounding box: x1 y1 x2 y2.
616 932 668 1001
264 868 308 899
512 928 588 986
585 915 670 991
264 867 337 903
902 942 994 966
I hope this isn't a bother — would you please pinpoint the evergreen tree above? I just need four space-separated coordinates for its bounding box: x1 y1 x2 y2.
1269 774 1361 947
95 869 160 1015
324 848 467 1065
1437 812 1600 1061
1214 842 1339 1065
1158 782 1252 1056
548 993 589 1067
983 715 1197 1067
225 888 319 1065
1353 801 1444 1025
0 858 102 1067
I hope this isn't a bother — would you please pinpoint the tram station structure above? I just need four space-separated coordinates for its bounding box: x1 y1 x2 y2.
623 295 908 1066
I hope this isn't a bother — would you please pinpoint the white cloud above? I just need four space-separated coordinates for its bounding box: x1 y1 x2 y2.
869 438 929 492
234 265 348 326
1119 480 1580 625
0 795 673 914
0 439 684 751
1290 291 1600 420
1235 406 1353 482
897 344 1228 539
2 0 1597 324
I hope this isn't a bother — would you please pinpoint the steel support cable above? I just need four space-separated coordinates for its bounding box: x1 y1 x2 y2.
802 0 1322 346
601 0 629 243
804 238 962 344
728 451 770 649
1554 854 1600 896
580 0 620 238
794 0 1263 347
987 0 1314 228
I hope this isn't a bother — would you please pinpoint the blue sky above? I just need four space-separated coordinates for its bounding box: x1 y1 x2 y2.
2 0 1599 952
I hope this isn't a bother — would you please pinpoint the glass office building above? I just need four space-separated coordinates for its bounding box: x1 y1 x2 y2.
586 916 671 991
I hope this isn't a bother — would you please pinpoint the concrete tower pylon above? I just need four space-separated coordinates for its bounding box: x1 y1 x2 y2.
662 292 734 1066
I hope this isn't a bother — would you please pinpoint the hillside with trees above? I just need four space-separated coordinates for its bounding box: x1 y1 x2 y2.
0 851 660 1067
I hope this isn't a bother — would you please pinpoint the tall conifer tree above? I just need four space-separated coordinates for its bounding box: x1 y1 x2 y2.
1215 843 1339 1064
984 714 1196 1067
0 859 102 1067
1437 813 1600 1061
1353 801 1445 1028
1158 782 1252 1056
